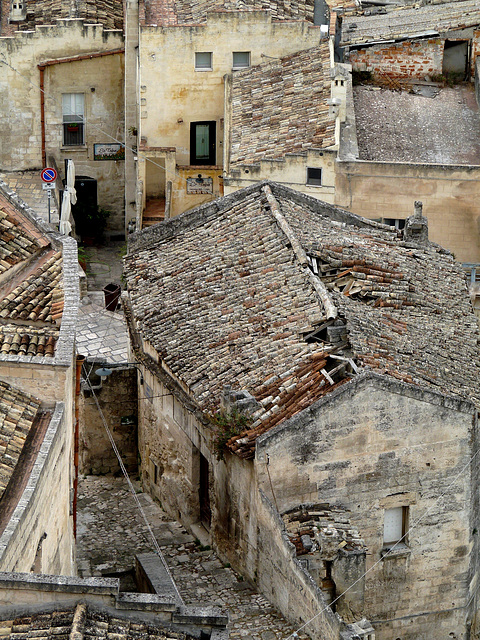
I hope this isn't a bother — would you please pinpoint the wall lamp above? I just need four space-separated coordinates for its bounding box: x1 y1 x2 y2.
95 362 144 385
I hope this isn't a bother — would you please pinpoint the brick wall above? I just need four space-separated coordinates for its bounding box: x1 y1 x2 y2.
349 39 444 79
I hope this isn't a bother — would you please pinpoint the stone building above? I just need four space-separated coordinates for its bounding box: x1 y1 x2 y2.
0 181 79 575
0 0 126 235
125 0 324 229
339 1 480 81
223 44 340 203
124 180 480 639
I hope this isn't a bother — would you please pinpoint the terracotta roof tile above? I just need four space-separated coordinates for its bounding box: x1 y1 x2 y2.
0 251 64 324
125 182 480 459
142 0 314 25
18 0 124 30
230 45 335 166
0 606 187 639
0 380 40 500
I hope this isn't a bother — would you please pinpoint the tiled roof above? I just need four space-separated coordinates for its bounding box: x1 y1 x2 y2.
340 0 480 46
0 252 64 324
229 45 336 166
141 0 314 26
125 182 480 458
0 380 39 500
0 326 58 358
18 0 124 30
0 199 48 281
0 605 187 639
0 188 66 359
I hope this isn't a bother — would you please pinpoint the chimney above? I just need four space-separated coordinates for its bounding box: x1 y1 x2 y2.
403 200 428 245
9 1 26 21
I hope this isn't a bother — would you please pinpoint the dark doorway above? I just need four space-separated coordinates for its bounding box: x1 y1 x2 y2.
199 453 211 527
442 40 469 78
190 121 216 165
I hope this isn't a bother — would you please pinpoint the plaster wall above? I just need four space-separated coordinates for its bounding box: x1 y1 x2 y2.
138 13 321 213
224 150 337 204
335 159 480 263
256 375 477 639
0 403 75 575
0 20 125 233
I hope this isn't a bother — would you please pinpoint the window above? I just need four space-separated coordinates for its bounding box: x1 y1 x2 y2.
233 51 250 70
62 93 84 146
384 506 408 546
307 167 322 186
190 121 216 165
383 218 405 230
195 52 212 71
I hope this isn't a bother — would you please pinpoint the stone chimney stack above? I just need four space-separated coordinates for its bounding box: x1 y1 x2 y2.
403 200 429 245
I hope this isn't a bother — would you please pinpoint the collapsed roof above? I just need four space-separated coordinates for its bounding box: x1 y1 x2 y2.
125 181 480 458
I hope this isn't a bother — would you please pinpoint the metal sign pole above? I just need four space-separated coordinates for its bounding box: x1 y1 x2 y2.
48 188 51 224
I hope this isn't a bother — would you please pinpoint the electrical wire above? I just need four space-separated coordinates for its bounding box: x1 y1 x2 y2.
84 367 185 606
282 426 480 639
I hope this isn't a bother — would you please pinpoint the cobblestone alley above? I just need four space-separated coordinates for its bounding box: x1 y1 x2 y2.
77 476 310 640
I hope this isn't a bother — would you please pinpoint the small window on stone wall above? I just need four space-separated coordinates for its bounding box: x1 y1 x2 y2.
384 506 408 547
307 167 322 186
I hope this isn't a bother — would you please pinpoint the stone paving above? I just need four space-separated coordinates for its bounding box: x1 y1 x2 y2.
76 475 310 640
77 240 129 364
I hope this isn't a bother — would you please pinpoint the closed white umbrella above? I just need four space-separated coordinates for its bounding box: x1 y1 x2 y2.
59 159 76 235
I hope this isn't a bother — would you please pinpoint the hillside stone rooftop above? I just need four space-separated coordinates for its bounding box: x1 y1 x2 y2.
353 84 480 164
125 181 480 459
141 0 314 26
340 0 480 46
229 45 336 167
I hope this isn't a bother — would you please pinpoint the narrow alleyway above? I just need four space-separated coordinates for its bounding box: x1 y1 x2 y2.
76 475 310 640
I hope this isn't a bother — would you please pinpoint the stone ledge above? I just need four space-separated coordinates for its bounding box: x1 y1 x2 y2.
0 572 119 594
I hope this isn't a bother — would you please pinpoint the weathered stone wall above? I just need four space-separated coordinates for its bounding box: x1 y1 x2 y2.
255 490 342 640
0 20 125 233
335 159 480 262
224 149 337 205
256 373 477 639
348 39 444 79
213 453 258 580
80 367 138 475
0 404 75 575
138 362 212 526
475 57 480 107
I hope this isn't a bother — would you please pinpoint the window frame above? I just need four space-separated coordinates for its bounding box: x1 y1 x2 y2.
190 121 216 166
195 52 213 71
232 51 251 70
383 506 409 547
306 167 322 186
62 93 85 147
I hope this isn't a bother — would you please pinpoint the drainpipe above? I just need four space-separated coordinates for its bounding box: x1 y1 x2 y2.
38 65 46 168
73 354 86 540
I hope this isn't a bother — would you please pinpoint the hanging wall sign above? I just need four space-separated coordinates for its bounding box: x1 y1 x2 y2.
94 143 125 161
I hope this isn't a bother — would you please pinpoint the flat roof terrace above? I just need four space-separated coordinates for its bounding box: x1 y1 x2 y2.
353 84 480 165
